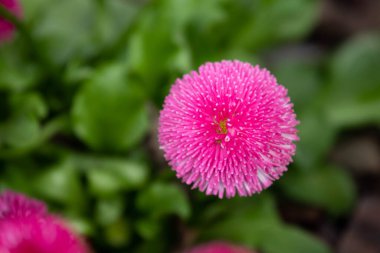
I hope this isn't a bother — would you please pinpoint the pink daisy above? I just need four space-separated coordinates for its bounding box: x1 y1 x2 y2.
158 60 299 198
0 191 89 253
0 0 22 42
185 241 255 253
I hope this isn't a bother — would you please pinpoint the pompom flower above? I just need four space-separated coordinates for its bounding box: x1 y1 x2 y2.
0 190 89 253
159 60 298 198
0 0 22 42
185 241 255 253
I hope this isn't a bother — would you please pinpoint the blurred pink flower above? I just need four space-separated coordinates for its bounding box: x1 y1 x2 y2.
159 60 298 198
185 241 254 253
0 0 22 42
0 191 89 253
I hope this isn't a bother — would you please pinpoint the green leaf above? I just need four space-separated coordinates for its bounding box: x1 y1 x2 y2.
127 0 193 96
66 216 94 236
231 0 319 50
271 58 321 114
0 115 40 150
261 225 332 253
95 196 125 226
200 194 331 253
31 0 138 65
329 33 380 101
10 93 47 119
294 108 336 170
281 166 356 215
0 92 47 152
20 0 51 22
137 182 191 219
326 33 380 127
104 219 131 247
0 43 40 92
72 63 149 151
34 159 85 210
326 99 380 127
86 158 149 197
200 194 280 246
87 169 122 197
135 218 162 240
32 0 96 64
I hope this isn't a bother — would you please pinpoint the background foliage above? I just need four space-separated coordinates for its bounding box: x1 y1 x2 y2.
1 0 380 252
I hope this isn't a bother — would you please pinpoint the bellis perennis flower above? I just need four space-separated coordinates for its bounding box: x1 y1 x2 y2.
159 60 299 198
0 0 22 42
185 241 255 253
0 190 89 253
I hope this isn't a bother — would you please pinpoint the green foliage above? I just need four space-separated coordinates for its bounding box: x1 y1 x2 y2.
280 166 356 215
27 0 138 65
0 0 375 252
72 63 149 151
326 33 380 127
231 0 320 50
200 195 332 253
137 182 191 220
86 158 149 196
34 158 85 209
261 225 331 253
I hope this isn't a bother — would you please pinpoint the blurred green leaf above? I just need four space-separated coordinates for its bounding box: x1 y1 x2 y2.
72 63 149 151
281 166 356 215
95 196 125 227
200 194 280 245
135 218 162 240
104 219 131 247
326 99 380 127
32 0 96 64
10 92 47 119
86 158 149 197
294 109 336 169
0 43 40 92
34 159 85 210
66 216 94 236
107 159 149 190
272 57 321 114
0 115 40 150
231 0 319 50
137 182 191 219
201 194 331 253
329 33 380 101
87 169 122 197
0 165 36 193
19 0 51 22
31 0 138 65
261 225 332 253
327 33 380 127
0 93 46 151
127 0 193 96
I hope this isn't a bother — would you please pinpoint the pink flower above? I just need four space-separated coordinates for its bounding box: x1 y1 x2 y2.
185 241 255 253
0 190 46 219
0 191 89 253
0 0 22 42
159 60 298 198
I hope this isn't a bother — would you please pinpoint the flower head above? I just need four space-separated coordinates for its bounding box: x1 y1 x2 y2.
0 190 46 219
0 0 22 42
159 60 298 198
185 241 255 253
0 190 89 253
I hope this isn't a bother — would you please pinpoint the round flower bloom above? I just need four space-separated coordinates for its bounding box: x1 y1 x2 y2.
0 190 89 253
0 0 22 42
184 241 255 253
159 60 298 198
